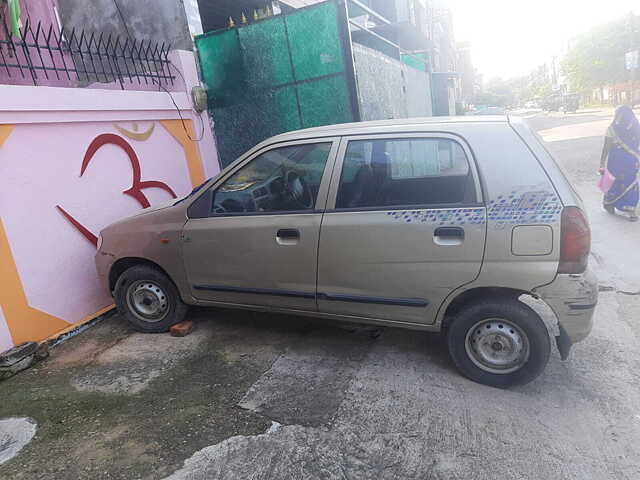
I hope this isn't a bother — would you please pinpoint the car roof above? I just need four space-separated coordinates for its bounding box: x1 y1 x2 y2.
268 115 510 142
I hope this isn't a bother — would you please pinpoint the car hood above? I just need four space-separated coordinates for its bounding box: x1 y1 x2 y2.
107 199 178 227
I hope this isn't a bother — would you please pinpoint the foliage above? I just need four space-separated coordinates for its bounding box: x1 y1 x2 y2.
474 67 553 106
562 14 639 92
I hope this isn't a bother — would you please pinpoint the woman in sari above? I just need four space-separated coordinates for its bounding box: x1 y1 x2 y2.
600 105 640 221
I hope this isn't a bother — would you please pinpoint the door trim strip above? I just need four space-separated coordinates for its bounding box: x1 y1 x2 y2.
193 284 315 299
568 302 597 311
318 293 429 307
192 285 429 307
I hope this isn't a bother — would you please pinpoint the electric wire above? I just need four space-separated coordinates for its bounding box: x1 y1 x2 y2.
112 0 204 142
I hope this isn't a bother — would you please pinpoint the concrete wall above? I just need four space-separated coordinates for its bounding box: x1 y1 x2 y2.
353 44 432 121
0 51 219 354
183 0 203 36
57 0 193 50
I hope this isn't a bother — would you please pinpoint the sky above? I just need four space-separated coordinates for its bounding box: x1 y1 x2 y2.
449 0 638 80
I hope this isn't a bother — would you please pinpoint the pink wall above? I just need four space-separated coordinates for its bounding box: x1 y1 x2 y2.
2 121 192 319
0 50 219 352
20 0 60 25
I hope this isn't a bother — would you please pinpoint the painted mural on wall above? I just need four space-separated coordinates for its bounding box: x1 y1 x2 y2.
0 119 206 353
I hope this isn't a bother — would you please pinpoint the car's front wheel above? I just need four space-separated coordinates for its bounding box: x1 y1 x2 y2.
114 265 188 333
447 299 550 388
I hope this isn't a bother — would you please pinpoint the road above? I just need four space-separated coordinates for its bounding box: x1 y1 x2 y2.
3 110 640 480
164 111 640 479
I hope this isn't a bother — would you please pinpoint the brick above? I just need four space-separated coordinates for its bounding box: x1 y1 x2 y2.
170 320 194 337
35 342 50 361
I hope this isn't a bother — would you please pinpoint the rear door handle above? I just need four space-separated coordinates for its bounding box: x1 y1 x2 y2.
276 228 300 245
434 227 464 238
434 227 464 245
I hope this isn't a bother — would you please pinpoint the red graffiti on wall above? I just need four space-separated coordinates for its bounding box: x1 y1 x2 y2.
56 133 178 247
56 205 100 246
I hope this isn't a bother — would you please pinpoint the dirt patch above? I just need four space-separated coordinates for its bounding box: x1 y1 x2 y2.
0 310 309 479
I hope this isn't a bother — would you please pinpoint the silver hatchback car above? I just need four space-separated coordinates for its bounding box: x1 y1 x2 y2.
96 116 597 388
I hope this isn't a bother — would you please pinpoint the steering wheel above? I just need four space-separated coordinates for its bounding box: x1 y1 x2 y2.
213 198 246 213
284 170 313 210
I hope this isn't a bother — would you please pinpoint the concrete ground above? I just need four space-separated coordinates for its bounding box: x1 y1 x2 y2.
2 109 640 479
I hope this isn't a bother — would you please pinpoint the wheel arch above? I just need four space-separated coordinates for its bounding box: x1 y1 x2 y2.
109 257 175 293
439 286 558 335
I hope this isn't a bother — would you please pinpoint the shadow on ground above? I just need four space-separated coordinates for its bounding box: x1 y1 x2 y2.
0 308 446 479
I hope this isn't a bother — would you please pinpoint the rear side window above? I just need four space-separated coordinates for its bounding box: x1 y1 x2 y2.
336 138 475 209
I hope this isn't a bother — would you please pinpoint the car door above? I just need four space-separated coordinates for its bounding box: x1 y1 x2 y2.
317 133 486 325
182 138 339 311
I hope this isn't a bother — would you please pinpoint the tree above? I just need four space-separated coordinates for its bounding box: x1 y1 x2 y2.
474 67 552 107
562 14 640 93
474 78 516 107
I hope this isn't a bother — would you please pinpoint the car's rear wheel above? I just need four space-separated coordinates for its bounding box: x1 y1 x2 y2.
447 299 550 388
114 265 188 333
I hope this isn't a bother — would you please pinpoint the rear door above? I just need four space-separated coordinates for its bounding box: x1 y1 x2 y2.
317 133 486 325
182 138 338 311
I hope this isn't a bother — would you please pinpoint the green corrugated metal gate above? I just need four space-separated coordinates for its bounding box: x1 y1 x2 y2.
196 0 359 167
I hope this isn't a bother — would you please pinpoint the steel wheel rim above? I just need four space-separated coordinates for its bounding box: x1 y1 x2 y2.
465 318 530 374
126 280 169 323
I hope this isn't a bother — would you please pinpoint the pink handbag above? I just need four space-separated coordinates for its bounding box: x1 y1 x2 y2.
598 169 616 193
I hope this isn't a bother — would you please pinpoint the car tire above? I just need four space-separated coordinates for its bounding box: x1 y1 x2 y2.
114 265 188 333
447 299 550 388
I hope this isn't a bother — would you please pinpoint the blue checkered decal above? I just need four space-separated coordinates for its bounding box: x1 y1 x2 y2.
487 190 562 225
387 208 485 225
385 190 562 227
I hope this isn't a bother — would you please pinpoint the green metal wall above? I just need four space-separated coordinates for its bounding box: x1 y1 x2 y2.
196 1 358 167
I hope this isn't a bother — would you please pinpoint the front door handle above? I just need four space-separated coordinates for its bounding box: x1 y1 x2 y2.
434 226 464 245
276 228 300 245
277 228 300 239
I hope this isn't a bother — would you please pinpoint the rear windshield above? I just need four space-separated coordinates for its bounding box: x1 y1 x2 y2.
509 117 581 203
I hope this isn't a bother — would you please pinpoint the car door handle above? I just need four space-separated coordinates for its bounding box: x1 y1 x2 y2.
276 228 300 245
434 227 464 238
277 229 300 239
434 227 464 245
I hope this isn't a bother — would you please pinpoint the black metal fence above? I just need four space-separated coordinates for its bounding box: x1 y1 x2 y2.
0 16 174 89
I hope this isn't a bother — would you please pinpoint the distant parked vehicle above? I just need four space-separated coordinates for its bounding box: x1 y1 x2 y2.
96 116 597 388
468 106 506 115
562 93 580 113
542 94 562 112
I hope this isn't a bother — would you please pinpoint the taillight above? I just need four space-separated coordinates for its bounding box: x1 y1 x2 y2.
558 206 591 274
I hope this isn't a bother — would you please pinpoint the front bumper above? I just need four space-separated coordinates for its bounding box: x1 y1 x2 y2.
533 268 598 359
95 249 116 295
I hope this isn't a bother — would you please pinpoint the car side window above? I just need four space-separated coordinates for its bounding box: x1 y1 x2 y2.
211 142 332 215
336 138 475 209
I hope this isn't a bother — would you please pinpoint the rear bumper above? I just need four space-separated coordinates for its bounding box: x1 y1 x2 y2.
533 268 598 358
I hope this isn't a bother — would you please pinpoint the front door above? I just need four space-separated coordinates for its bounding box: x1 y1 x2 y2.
182 139 338 311
317 134 486 325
